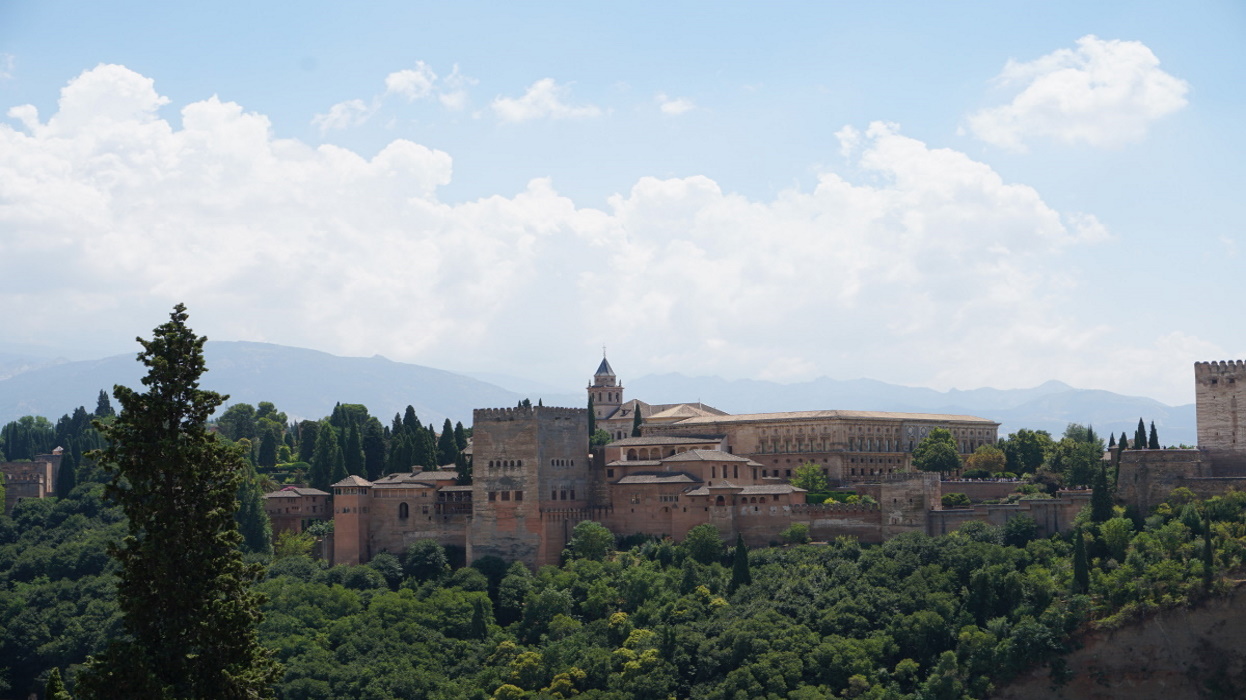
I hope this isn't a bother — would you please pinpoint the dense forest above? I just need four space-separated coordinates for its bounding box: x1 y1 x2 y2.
0 399 1236 699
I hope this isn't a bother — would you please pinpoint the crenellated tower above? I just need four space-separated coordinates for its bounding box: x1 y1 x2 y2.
1196 360 1246 463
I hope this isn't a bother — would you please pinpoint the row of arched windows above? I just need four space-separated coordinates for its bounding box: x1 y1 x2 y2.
488 459 523 468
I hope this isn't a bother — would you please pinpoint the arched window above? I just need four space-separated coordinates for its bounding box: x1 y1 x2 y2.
398 502 409 519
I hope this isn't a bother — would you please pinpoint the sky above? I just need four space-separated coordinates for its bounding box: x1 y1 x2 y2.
1 1 1243 406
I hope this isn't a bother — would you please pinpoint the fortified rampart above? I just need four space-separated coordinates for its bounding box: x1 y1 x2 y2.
1 449 62 514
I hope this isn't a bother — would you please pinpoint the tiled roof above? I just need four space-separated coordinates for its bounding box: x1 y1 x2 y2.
614 471 701 485
661 449 756 463
668 410 997 425
439 484 473 492
685 482 807 497
595 357 615 377
332 475 373 487
263 486 330 499
606 460 662 467
606 436 716 447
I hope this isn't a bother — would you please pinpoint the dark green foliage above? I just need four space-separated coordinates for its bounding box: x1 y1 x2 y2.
590 428 612 447
1149 421 1160 449
74 304 279 699
1002 514 1038 547
1090 463 1113 523
236 463 273 555
684 523 723 564
343 423 364 476
295 420 319 464
308 421 344 491
730 534 751 592
999 428 1054 474
1119 431 1129 450
566 520 613 562
0 415 55 461
1071 529 1089 594
217 403 258 442
587 395 596 437
437 418 459 467
913 428 963 472
631 407 642 438
942 492 972 508
56 455 77 499
94 389 115 418
1135 418 1147 451
45 667 71 700
403 539 449 582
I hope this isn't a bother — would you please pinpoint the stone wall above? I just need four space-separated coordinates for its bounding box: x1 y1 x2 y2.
939 480 1023 502
1196 360 1246 459
1117 449 1212 513
1 453 59 514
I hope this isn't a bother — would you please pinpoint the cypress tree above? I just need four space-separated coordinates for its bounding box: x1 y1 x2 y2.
309 422 343 491
1135 418 1147 451
257 430 278 468
1090 463 1113 523
1149 421 1160 449
236 463 273 555
438 418 459 466
362 420 386 481
1119 431 1129 450
344 424 364 476
1203 513 1215 590
94 389 115 418
296 420 319 464
454 421 469 452
1071 528 1089 594
631 404 643 438
1108 433 1115 448
56 449 77 498
730 534 752 592
75 304 279 699
588 395 596 437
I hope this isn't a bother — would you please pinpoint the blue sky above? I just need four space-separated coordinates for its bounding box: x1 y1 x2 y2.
1 1 1243 405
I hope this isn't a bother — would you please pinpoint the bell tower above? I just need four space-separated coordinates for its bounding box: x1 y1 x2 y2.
588 354 622 420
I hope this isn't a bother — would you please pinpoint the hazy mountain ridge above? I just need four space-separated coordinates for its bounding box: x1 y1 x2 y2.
0 343 1196 445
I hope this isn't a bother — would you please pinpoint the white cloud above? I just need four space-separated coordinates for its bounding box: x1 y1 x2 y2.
384 62 437 101
0 65 1196 403
491 78 602 122
311 98 374 134
656 93 694 115
438 64 477 111
968 35 1189 151
0 53 14 81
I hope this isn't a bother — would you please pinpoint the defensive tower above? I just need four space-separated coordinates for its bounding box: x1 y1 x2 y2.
1196 361 1246 466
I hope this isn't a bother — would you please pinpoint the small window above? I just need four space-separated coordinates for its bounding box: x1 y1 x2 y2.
501 491 510 501
607 469 615 478
515 491 523 501
488 491 496 502
398 502 409 518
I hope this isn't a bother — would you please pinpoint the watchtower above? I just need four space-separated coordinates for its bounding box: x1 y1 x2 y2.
1196 361 1246 459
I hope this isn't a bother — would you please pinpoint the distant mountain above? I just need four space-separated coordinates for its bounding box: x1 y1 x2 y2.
0 342 1197 446
0 341 532 428
627 373 1196 447
0 352 69 382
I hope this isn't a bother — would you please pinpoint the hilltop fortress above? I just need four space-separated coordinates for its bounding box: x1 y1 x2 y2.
256 358 1246 568
304 358 1095 568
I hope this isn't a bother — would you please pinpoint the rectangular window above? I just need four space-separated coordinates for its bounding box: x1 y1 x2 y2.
515 491 523 501
551 490 558 500
501 491 510 501
488 491 496 502
607 469 614 478
570 490 576 500
560 490 567 500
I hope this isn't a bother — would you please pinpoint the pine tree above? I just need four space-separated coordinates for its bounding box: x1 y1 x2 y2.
75 304 279 699
94 388 115 418
730 534 752 592
1071 528 1089 594
1149 421 1160 449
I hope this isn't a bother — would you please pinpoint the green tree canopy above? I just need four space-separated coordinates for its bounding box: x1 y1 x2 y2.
912 428 963 473
791 461 828 492
964 444 1006 474
566 520 614 562
75 304 279 699
683 524 723 565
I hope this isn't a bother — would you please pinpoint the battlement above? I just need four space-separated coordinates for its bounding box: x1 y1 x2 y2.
473 406 586 423
791 502 880 514
1196 360 1246 381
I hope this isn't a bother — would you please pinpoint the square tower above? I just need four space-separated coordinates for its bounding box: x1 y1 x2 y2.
469 405 591 566
1196 360 1246 455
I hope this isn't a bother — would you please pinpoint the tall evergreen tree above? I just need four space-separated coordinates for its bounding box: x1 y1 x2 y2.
344 424 365 476
1071 528 1089 594
94 388 115 418
587 395 596 438
1135 418 1147 451
75 304 279 699
454 421 469 453
1108 433 1115 448
631 404 643 438
1090 463 1113 523
296 420 319 464
730 534 752 593
362 419 386 481
236 462 273 555
1149 421 1160 449
44 667 71 700
1119 431 1129 450
309 422 344 491
257 430 278 468
56 448 77 498
437 418 459 467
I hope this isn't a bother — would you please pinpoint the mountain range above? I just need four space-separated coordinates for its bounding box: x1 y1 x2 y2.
0 341 1196 446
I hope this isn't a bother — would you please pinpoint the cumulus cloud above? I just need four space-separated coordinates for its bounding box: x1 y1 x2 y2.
311 98 374 134
3 64 1184 402
312 61 473 133
656 93 694 115
968 35 1189 151
492 78 602 122
384 62 437 101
